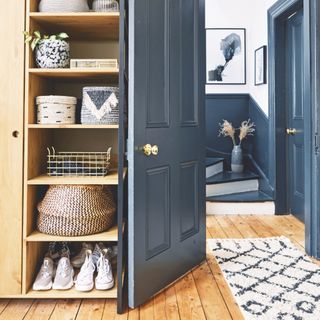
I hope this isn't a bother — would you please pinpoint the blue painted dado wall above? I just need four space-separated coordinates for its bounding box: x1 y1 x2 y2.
206 94 269 179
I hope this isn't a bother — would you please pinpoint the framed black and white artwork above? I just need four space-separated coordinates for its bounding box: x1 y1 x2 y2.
206 28 246 85
254 45 267 85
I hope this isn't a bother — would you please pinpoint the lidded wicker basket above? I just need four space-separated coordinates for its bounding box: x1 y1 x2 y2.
37 185 116 236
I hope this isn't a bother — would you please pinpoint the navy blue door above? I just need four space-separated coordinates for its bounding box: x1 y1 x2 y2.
128 0 206 308
286 8 305 221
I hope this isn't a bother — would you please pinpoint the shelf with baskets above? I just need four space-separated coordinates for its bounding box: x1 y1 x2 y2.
26 224 119 242
29 12 120 41
23 0 128 311
28 124 119 129
27 169 127 185
28 68 119 80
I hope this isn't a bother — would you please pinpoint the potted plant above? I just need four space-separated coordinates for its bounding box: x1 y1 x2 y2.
24 31 70 69
219 119 255 173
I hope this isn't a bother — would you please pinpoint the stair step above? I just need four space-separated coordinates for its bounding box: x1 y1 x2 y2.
206 171 259 197
206 191 273 203
206 157 224 167
206 171 259 184
206 157 224 178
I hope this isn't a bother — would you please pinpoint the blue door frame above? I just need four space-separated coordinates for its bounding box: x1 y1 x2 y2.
268 0 320 258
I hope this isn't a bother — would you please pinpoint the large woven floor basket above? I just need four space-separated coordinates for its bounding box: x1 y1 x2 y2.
37 185 116 236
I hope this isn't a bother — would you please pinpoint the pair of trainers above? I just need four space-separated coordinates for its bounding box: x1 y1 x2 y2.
33 246 74 291
71 242 116 269
74 248 114 292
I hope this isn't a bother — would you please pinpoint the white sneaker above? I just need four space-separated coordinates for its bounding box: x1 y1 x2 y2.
95 253 114 290
75 250 95 292
52 257 74 290
71 243 93 268
33 257 55 291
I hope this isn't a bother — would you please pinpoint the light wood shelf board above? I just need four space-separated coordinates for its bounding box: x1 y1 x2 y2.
29 12 120 40
28 168 127 185
28 68 119 80
26 225 118 242
26 284 117 299
28 124 119 129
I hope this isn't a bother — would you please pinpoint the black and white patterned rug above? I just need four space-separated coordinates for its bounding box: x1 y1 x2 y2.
208 237 320 320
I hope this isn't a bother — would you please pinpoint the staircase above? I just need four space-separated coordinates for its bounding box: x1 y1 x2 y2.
206 157 274 214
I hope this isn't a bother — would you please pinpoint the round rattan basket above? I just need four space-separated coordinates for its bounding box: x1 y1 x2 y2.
37 185 116 236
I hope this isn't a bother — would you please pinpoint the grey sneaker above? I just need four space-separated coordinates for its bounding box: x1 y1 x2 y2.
95 253 114 290
33 257 55 291
92 242 106 266
75 250 95 292
52 257 74 290
71 243 94 268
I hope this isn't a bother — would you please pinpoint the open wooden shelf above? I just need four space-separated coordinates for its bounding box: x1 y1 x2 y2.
28 124 119 129
29 12 119 40
28 169 127 185
26 271 118 299
29 68 119 80
26 225 118 242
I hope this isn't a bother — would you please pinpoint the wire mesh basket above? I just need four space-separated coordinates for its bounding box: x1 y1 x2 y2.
47 147 112 177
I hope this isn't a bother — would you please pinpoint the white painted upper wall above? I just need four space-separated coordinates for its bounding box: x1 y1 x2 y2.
205 0 277 116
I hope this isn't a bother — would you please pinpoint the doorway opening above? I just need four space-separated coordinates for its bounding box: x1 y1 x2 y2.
205 0 319 257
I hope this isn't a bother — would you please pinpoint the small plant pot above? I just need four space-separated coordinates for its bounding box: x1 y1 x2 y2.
35 39 70 69
231 145 244 173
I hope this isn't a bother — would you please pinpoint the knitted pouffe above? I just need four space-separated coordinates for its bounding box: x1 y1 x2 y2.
37 185 116 236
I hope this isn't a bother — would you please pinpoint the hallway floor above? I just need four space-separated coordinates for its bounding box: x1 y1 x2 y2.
0 215 308 320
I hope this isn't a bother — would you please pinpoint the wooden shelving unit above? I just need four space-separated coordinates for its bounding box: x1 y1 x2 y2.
22 0 128 311
29 68 119 80
27 169 127 185
29 12 120 40
28 124 119 129
26 225 119 242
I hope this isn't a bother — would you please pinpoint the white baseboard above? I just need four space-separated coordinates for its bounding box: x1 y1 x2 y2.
206 201 275 215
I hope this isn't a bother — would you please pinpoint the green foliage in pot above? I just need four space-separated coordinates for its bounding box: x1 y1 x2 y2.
23 31 69 51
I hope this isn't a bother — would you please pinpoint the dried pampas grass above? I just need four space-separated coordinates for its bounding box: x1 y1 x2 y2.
219 120 236 146
239 119 255 145
218 119 255 146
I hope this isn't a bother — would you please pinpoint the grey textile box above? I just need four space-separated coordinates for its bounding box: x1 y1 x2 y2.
81 86 119 125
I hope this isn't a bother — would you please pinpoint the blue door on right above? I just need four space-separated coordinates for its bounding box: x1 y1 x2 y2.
286 8 304 222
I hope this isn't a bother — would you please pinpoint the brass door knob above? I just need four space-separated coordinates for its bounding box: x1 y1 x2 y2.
143 144 159 156
286 128 297 135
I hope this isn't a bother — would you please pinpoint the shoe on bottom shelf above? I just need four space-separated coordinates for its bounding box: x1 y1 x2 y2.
52 257 74 290
95 253 114 291
71 242 94 268
33 257 55 291
75 250 95 292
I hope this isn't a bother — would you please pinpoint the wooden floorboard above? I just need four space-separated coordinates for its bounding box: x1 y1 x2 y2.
2 215 313 319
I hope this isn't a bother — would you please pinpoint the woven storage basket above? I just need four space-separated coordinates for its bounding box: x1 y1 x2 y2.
81 87 119 125
37 185 116 236
37 103 76 124
36 96 77 125
39 0 90 12
93 0 119 12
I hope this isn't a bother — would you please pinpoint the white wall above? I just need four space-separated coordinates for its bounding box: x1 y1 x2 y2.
205 0 277 116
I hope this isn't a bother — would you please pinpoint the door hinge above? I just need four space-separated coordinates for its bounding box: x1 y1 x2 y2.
315 133 320 155
126 139 129 160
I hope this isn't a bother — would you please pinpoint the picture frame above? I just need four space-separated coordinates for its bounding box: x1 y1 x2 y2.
206 28 246 85
254 45 267 85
